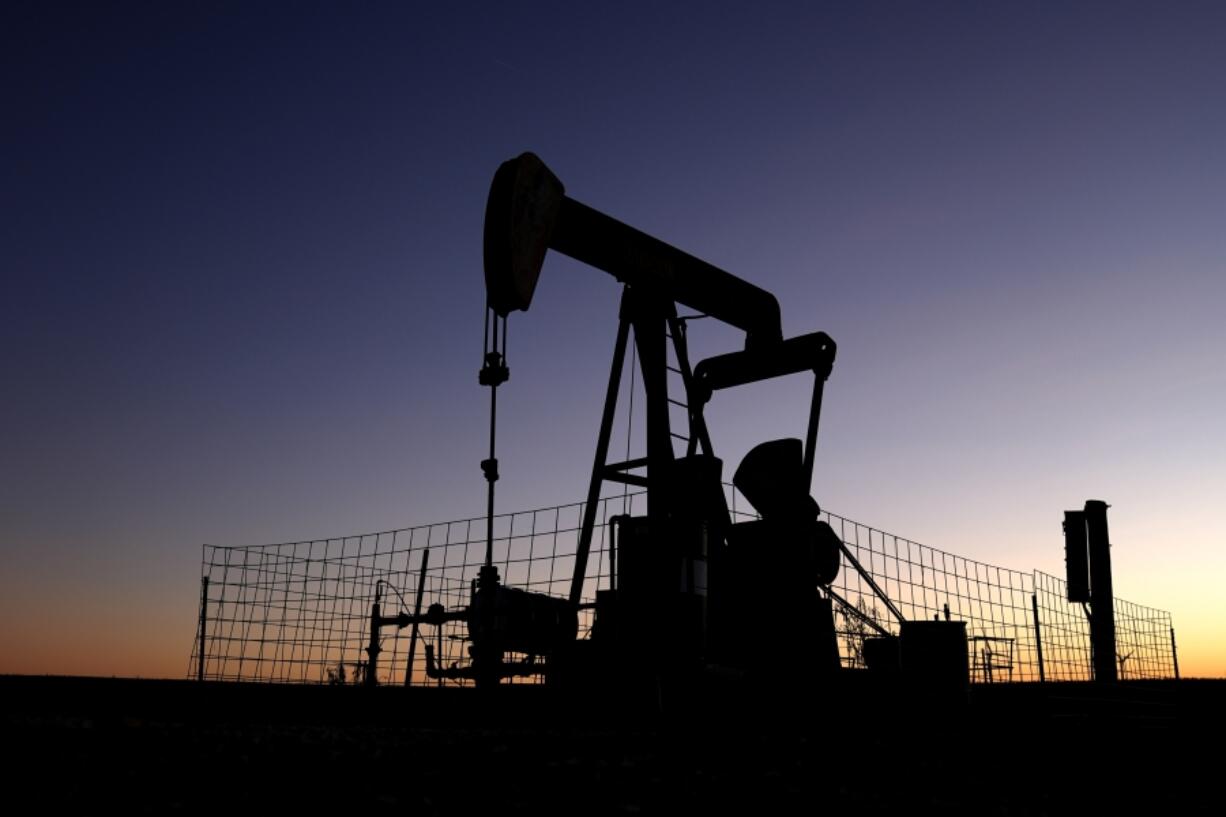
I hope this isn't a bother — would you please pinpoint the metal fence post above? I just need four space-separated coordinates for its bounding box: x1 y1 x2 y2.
1170 627 1180 680
198 575 209 682
1031 593 1045 683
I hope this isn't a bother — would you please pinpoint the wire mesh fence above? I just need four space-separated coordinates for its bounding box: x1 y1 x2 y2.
191 494 639 686
1032 570 1095 682
824 513 1043 683
190 491 1177 686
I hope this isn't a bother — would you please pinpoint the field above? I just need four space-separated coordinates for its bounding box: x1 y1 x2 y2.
5 675 1221 814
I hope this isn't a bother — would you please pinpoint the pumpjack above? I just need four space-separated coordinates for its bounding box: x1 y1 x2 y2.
371 153 854 691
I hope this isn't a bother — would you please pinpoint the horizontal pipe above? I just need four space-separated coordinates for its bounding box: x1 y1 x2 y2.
423 644 544 681
388 609 467 629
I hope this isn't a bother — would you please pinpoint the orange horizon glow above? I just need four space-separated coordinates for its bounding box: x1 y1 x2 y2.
6 4 1225 691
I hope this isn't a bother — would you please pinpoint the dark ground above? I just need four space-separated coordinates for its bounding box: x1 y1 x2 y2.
4 674 1221 814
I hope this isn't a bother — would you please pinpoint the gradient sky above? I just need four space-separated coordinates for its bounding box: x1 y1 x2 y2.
3 1 1224 678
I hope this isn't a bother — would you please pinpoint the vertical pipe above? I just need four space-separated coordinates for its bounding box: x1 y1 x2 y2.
405 548 430 687
1170 627 1180 680
1084 500 1117 683
485 379 498 569
198 576 208 682
482 313 507 571
1031 593 1046 683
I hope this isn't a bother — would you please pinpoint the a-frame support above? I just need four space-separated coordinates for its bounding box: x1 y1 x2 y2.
568 288 713 606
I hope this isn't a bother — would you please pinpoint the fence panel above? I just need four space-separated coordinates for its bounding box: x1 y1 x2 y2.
191 494 1176 685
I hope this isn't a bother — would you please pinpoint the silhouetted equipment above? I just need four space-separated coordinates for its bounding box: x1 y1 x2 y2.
863 636 900 671
469 584 579 656
475 150 854 690
453 150 851 691
706 437 844 675
1083 500 1117 683
483 150 858 686
858 621 970 688
1062 500 1118 682
1063 510 1090 603
733 438 814 521
901 621 969 692
362 152 971 693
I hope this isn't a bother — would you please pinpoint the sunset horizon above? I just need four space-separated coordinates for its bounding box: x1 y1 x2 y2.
5 3 1224 684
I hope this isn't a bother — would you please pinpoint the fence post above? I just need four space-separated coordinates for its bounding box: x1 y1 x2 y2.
1031 593 1045 683
198 576 208 682
1170 627 1180 680
365 582 383 687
